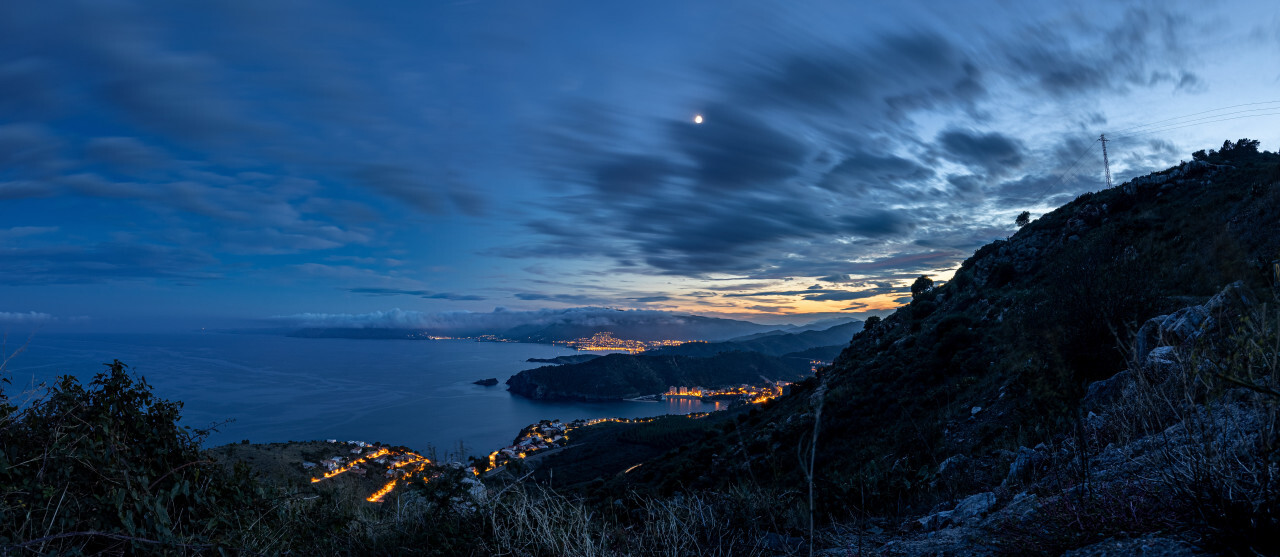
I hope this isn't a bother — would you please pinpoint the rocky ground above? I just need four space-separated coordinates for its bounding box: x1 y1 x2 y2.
810 282 1274 556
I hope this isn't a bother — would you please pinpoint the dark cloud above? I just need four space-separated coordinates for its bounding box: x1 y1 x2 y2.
353 164 444 214
0 123 64 177
741 32 983 114
947 174 985 197
1173 71 1204 93
803 290 894 302
721 285 907 302
97 43 256 144
720 290 814 298
819 151 935 194
839 209 917 238
423 292 487 301
0 180 52 200
591 154 681 195
514 292 601 304
0 226 59 241
1003 9 1197 98
938 129 1025 174
669 105 807 190
0 58 64 118
347 287 484 301
721 285 911 303
630 296 671 303
745 305 793 313
0 242 220 285
827 252 962 276
351 287 432 296
493 6 1213 288
85 137 166 172
699 282 776 291
0 0 1241 324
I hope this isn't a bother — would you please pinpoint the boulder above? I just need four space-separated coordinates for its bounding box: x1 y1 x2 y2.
950 491 996 525
1005 446 1045 484
1161 305 1210 346
1082 370 1129 410
916 510 952 531
918 491 997 531
1062 534 1198 557
760 532 806 553
1131 315 1168 366
1141 346 1181 381
937 454 969 477
1203 280 1256 323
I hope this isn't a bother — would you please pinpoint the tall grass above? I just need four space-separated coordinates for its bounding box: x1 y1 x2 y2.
1106 288 1280 554
481 482 784 556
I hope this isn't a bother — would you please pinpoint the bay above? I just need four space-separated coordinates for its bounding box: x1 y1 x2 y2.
1 333 719 458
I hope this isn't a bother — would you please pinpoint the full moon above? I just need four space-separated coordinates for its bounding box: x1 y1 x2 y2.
693 114 703 124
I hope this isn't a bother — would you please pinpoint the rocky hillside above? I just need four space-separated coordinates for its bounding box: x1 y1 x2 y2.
616 140 1279 552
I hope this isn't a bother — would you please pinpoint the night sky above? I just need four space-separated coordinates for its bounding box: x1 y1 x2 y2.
2 1 1278 333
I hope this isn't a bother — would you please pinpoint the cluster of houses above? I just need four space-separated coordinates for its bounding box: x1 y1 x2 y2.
301 440 428 480
663 382 792 404
486 419 572 470
484 416 676 472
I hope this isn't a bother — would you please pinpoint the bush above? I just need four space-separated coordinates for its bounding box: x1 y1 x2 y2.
0 360 268 554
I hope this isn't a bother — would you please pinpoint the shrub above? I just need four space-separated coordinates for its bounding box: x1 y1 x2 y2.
0 360 269 554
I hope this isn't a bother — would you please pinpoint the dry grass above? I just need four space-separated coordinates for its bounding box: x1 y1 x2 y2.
1104 290 1280 554
481 483 784 557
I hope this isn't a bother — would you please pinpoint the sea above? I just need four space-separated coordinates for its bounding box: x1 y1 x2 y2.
0 332 719 458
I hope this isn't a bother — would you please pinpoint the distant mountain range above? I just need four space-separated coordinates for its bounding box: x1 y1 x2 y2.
650 320 862 358
500 313 776 342
286 309 862 343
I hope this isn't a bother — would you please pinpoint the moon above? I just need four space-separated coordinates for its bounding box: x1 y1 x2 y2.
693 114 703 124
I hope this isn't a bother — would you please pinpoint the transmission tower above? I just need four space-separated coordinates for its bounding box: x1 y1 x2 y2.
1100 134 1113 189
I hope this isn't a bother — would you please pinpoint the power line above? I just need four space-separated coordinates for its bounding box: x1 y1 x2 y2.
1018 100 1279 207
1110 111 1280 142
1109 100 1280 136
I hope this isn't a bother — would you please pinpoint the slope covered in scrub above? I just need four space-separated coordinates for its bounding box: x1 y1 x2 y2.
623 140 1280 519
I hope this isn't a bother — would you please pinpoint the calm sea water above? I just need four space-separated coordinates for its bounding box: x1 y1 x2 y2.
1 333 717 457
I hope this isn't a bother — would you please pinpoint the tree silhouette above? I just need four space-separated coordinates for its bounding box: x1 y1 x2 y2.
911 275 934 299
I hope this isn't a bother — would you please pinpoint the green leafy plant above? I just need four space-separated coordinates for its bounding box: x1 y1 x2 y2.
0 360 268 554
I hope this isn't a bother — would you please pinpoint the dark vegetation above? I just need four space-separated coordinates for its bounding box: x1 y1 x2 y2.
601 140 1280 550
3 141 1278 555
525 354 600 365
506 350 811 401
0 361 268 554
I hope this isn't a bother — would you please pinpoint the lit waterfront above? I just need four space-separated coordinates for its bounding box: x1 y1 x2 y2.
553 332 701 353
